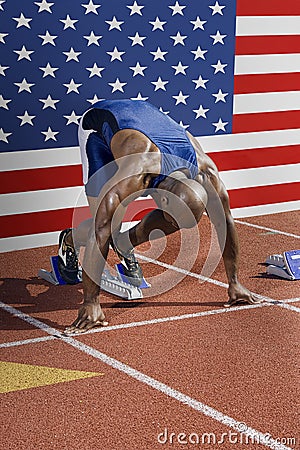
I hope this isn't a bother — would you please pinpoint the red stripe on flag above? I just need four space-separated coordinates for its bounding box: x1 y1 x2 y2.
228 182 300 208
232 110 300 133
236 0 300 16
235 36 300 55
1 185 299 239
208 145 300 171
0 199 157 239
1 165 83 195
234 73 300 94
0 208 78 239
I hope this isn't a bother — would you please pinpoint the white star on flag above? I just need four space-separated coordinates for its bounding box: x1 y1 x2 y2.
131 92 149 101
212 89 228 102
170 32 187 46
151 77 169 91
63 47 81 62
159 107 170 115
0 33 8 44
193 105 209 119
192 75 209 89
128 32 146 46
149 17 166 31
63 79 82 94
34 0 54 13
0 0 5 11
173 91 189 105
0 128 12 143
14 78 35 93
87 94 103 105
127 1 144 16
60 15 78 30
191 46 207 60
172 61 189 75
211 59 227 74
39 63 59 77
81 0 101 15
190 17 206 30
64 111 81 125
41 126 59 141
13 46 34 61
209 1 226 15
0 95 12 110
13 13 32 28
39 95 60 109
150 47 168 61
105 16 124 31
83 31 102 46
212 118 228 132
129 62 147 76
169 1 186 16
17 111 36 126
109 78 127 93
210 30 227 45
86 63 105 77
179 121 189 129
0 65 9 76
38 30 58 46
107 47 125 62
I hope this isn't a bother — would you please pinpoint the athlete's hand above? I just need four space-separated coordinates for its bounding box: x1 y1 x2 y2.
64 303 108 335
224 281 262 308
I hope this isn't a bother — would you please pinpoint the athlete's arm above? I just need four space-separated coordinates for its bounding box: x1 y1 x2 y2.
65 132 160 334
201 166 260 306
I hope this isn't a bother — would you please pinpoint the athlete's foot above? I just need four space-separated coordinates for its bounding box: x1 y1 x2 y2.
111 240 143 287
57 228 79 284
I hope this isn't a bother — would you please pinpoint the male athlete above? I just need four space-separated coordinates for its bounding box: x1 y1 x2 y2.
59 99 260 334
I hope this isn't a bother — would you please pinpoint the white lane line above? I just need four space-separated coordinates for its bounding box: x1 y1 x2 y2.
135 252 300 315
65 338 292 450
0 335 55 348
234 219 300 240
0 302 64 338
136 254 286 304
278 303 300 314
285 297 300 303
0 301 292 450
85 302 272 335
136 253 229 288
3 298 299 349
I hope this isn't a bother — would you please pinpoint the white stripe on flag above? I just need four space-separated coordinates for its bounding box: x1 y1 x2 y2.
198 129 300 153
233 92 300 115
220 163 300 190
236 16 300 36
0 146 81 172
234 54 300 75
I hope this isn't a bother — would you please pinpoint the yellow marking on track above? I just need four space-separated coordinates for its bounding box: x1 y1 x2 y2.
0 361 104 393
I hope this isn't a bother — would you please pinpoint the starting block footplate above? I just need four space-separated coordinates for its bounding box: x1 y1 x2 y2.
38 256 150 300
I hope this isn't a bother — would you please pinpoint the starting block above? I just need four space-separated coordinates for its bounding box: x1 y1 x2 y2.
265 250 300 280
38 256 150 300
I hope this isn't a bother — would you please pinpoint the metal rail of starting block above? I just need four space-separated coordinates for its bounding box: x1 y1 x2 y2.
38 256 150 300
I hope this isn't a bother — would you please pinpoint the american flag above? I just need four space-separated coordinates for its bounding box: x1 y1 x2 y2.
0 0 299 251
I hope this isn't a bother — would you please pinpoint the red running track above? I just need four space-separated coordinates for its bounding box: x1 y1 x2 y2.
0 211 299 450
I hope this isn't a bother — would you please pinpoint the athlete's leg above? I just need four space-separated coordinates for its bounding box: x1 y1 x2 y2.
64 196 97 249
116 176 207 251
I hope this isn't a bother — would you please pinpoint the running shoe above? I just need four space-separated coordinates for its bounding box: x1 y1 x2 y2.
57 228 79 284
111 240 143 287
